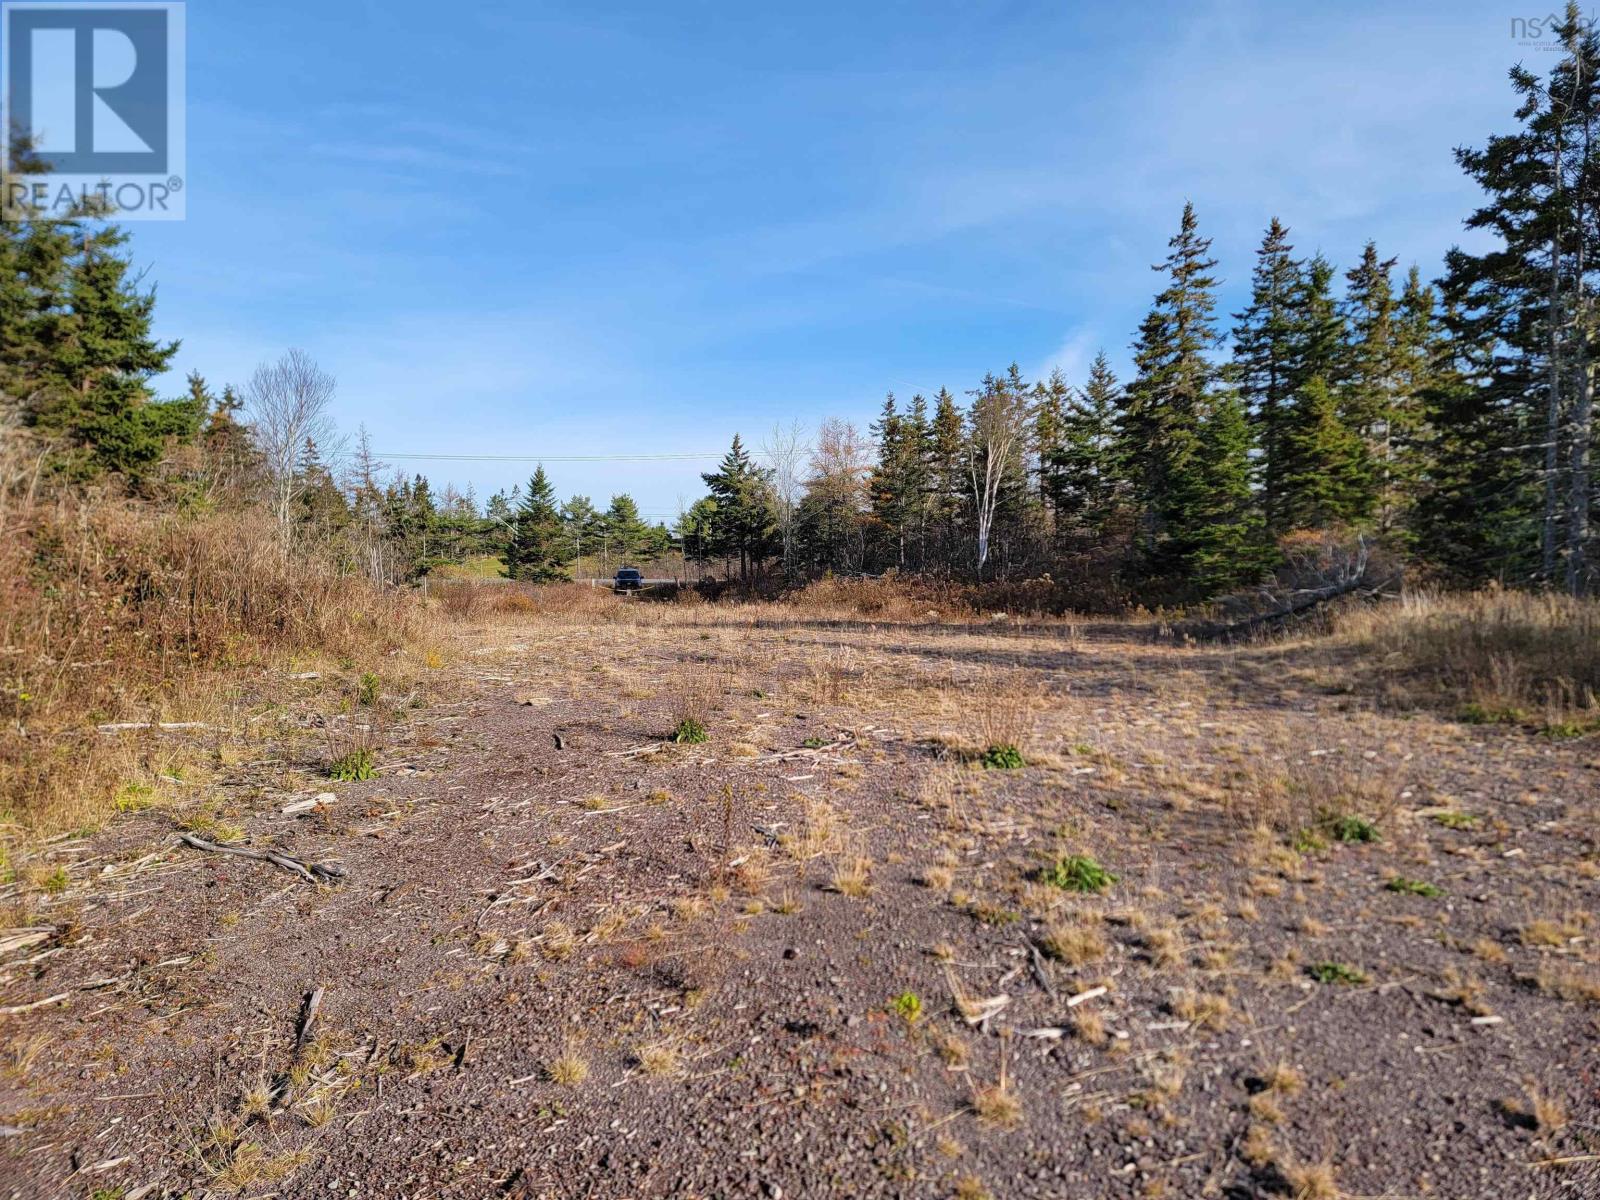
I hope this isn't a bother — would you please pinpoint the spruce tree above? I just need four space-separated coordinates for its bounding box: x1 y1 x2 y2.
560 495 602 563
1445 3 1600 590
677 497 719 576
1293 255 1348 387
1277 375 1373 531
1032 369 1071 534
506 465 572 582
868 394 911 567
1230 218 1302 533
927 388 967 572
1388 266 1443 542
901 393 933 569
1121 203 1265 593
28 225 187 480
1185 390 1271 594
1045 352 1122 539
604 494 650 564
700 435 776 582
1411 298 1541 584
1341 242 1401 524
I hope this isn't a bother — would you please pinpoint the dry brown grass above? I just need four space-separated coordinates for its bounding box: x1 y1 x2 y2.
1169 987 1232 1031
1282 1158 1340 1200
434 579 617 623
968 674 1042 762
829 852 874 898
1040 917 1108 965
1336 588 1600 718
0 492 421 840
546 1047 589 1085
632 1038 683 1078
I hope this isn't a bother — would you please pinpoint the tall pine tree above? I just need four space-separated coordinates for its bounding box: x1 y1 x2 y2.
1230 218 1302 534
506 466 572 582
701 435 776 583
1121 203 1266 594
1045 352 1122 540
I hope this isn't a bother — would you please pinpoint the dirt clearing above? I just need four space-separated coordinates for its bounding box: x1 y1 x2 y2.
3 603 1597 1199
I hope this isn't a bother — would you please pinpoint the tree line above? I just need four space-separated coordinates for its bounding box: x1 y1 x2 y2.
3 9 1596 602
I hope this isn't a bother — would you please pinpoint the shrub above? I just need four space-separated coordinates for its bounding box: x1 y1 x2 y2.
0 491 418 837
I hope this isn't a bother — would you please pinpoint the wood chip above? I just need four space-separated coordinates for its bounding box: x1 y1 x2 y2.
0 929 52 957
0 992 70 1015
282 793 335 815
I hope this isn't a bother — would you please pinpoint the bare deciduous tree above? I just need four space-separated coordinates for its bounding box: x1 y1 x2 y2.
242 349 342 538
762 420 807 580
806 418 870 574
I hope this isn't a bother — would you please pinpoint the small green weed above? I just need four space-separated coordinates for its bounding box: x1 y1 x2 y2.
1459 701 1524 726
1385 876 1443 898
1292 828 1329 853
329 748 377 781
1037 855 1116 893
1309 962 1366 985
357 672 381 706
802 736 826 749
979 744 1026 770
41 866 68 894
1541 716 1600 740
1433 810 1480 830
890 991 923 1022
114 781 156 813
1328 814 1379 844
672 718 708 745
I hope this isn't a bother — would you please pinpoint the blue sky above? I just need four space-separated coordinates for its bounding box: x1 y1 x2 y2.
132 0 1532 520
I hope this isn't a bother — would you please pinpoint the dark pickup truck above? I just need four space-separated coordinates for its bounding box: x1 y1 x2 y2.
612 568 644 593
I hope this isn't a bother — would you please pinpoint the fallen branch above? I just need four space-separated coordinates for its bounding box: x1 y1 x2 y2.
0 928 53 958
1176 571 1399 642
1024 938 1056 997
0 992 69 1016
606 743 664 758
295 987 324 1053
97 721 221 734
176 833 345 884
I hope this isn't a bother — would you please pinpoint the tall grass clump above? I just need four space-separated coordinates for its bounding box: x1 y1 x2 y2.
433 579 619 623
1338 589 1600 720
968 674 1040 768
0 489 420 837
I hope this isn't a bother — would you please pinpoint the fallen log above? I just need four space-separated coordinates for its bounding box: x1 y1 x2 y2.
1175 573 1399 642
176 833 345 884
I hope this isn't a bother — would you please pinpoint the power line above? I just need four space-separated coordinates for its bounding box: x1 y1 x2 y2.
377 450 780 463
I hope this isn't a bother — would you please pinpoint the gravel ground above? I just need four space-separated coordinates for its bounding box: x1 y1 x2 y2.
2 611 1597 1199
